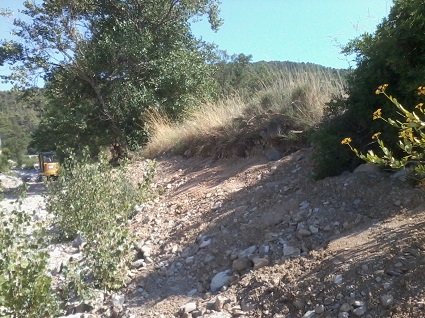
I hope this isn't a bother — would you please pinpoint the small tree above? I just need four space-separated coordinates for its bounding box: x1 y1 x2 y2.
3 0 222 152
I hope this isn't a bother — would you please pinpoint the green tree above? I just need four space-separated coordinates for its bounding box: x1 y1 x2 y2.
0 90 45 164
3 0 221 153
313 0 425 178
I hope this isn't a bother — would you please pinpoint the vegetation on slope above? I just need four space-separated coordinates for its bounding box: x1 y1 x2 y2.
312 0 425 178
143 61 346 159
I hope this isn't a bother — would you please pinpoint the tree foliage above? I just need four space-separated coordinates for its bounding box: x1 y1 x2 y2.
313 0 425 178
0 90 46 164
3 0 221 153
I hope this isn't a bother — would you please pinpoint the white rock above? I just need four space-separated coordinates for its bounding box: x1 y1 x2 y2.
334 274 343 285
131 259 145 269
302 309 315 318
111 294 125 307
315 304 325 314
140 245 152 257
199 238 212 248
353 306 367 316
180 302 197 313
210 270 232 293
238 245 257 258
380 294 394 308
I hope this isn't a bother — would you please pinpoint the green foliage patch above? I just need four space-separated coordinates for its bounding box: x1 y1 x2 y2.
0 208 60 317
312 0 425 178
343 84 425 183
47 150 155 290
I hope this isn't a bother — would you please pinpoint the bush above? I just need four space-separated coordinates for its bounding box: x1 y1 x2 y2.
343 84 425 182
313 0 425 178
47 150 155 290
0 209 61 317
0 148 12 172
20 156 39 170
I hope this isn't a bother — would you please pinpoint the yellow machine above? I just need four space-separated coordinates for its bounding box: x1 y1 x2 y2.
38 152 60 180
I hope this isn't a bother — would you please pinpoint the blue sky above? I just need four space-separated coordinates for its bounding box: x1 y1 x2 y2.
191 0 393 68
0 0 393 91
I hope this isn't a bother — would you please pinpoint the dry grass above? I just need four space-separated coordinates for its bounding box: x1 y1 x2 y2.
142 68 346 158
142 96 247 157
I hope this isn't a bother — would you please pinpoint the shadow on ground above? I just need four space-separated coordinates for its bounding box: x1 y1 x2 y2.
125 149 425 317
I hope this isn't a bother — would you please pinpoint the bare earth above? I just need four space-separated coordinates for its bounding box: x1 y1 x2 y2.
122 147 425 318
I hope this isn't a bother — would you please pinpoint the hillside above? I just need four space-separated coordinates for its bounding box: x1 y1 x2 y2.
117 147 425 318
0 89 46 162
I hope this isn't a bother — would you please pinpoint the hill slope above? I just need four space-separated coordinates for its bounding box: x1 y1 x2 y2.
123 147 425 317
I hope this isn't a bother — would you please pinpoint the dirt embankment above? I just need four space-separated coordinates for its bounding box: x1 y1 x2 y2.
123 147 425 318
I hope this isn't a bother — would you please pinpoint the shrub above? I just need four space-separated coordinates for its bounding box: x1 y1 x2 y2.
47 150 155 290
342 84 425 182
313 0 425 178
19 156 39 170
0 209 61 317
0 148 12 172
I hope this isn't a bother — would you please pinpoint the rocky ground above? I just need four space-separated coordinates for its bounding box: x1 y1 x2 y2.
120 147 425 318
2 147 425 318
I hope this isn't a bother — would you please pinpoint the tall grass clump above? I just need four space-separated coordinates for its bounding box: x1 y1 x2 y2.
142 96 249 157
47 150 155 290
142 67 346 158
252 68 346 127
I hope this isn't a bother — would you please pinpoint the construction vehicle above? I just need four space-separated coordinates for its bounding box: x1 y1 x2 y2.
38 151 60 180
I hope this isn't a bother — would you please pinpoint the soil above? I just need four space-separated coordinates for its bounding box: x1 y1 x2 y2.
2 148 425 318
122 147 425 318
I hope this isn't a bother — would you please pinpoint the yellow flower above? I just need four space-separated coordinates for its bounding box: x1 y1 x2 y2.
373 108 382 120
415 102 424 109
400 128 414 141
375 84 389 95
418 86 425 95
372 132 381 140
341 137 352 145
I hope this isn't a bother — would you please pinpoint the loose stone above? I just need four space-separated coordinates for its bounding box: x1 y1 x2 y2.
302 310 315 318
334 274 343 285
180 302 197 314
353 306 367 316
232 258 251 271
324 297 334 305
315 304 325 314
340 303 351 312
252 257 269 270
380 295 394 308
